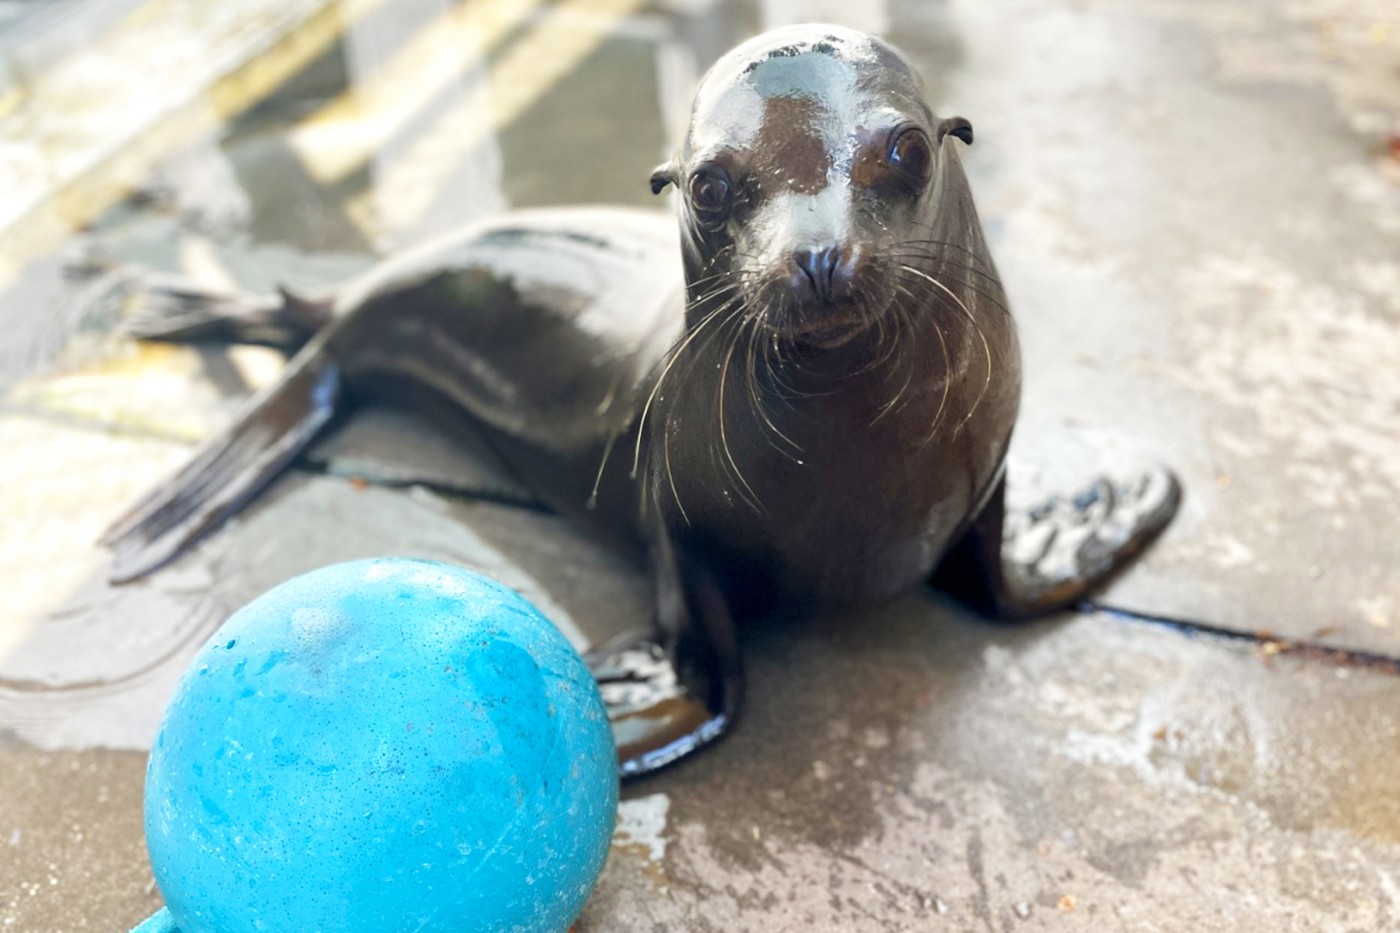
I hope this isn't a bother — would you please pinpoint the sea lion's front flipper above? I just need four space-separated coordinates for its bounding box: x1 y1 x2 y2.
100 348 342 582
588 532 742 778
934 467 1182 618
123 273 330 353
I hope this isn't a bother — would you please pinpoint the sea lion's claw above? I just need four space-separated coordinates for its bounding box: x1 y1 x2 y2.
1002 465 1181 612
586 637 733 780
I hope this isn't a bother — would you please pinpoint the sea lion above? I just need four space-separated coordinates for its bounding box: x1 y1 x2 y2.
104 25 1180 777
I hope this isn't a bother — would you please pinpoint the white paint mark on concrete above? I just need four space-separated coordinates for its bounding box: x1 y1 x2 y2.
614 792 670 862
1208 532 1255 571
1357 595 1392 630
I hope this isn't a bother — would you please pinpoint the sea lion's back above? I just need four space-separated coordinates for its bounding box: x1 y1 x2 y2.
329 207 685 454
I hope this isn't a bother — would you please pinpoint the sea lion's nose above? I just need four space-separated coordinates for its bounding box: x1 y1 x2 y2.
792 244 857 304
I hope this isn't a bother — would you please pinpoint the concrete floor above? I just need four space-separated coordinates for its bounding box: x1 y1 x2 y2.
1 0 1398 930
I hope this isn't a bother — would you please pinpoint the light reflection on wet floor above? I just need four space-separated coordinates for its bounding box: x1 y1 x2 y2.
0 0 756 737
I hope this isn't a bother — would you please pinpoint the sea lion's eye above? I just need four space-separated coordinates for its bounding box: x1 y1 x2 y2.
888 128 932 183
688 167 734 223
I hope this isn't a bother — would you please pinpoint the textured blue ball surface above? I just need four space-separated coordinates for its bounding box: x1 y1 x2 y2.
144 559 618 933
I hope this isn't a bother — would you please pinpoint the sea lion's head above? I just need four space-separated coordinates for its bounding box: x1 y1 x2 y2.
652 25 973 350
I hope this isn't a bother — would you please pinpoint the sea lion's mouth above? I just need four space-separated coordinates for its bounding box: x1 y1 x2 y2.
745 258 894 350
788 316 868 349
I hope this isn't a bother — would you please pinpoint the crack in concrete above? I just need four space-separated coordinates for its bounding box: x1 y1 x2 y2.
1086 601 1400 674
294 460 547 514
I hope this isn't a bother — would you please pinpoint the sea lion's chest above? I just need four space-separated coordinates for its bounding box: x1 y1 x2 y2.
655 330 1019 612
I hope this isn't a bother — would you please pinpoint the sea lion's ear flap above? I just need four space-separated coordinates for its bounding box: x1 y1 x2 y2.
937 117 974 146
650 163 677 195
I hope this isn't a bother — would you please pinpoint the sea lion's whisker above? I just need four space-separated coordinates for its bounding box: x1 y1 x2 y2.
865 281 905 375
872 283 924 425
923 302 953 444
889 246 1002 286
688 268 742 294
661 302 750 523
894 264 1010 318
743 312 802 457
852 284 894 376
690 269 740 290
899 264 993 438
697 243 738 276
691 281 743 307
759 317 799 405
756 296 811 401
589 428 621 508
901 236 999 278
886 248 1011 316
632 296 742 477
874 287 907 384
688 267 745 298
715 313 765 515
928 316 953 443
889 278 952 440
662 416 689 525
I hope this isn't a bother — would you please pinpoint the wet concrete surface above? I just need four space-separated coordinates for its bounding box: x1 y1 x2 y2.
0 744 160 930
584 607 1400 931
11 602 1400 931
1 0 1398 929
965 0 1400 656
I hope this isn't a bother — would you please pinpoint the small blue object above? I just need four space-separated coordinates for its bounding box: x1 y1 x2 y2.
140 559 618 933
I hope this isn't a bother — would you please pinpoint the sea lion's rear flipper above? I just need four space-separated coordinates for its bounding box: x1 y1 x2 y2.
100 350 342 583
587 533 742 778
934 467 1182 618
124 273 331 353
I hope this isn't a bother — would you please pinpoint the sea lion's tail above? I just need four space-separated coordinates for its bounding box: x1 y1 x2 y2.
124 274 330 353
100 348 342 583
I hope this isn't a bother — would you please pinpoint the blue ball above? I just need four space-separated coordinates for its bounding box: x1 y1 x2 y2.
143 559 618 933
